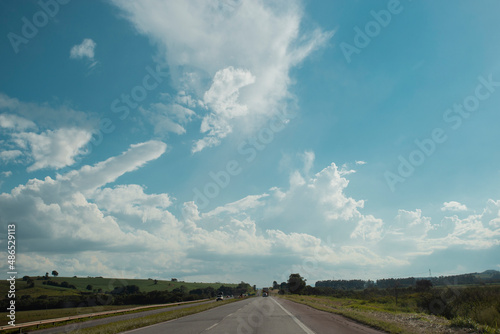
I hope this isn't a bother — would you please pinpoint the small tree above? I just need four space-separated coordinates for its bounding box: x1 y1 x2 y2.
235 281 252 295
27 278 34 288
52 270 59 277
86 284 93 291
288 273 306 294
125 285 140 294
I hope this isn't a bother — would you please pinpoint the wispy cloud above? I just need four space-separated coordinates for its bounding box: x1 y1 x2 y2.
0 113 36 131
111 0 333 152
0 150 23 163
140 101 196 136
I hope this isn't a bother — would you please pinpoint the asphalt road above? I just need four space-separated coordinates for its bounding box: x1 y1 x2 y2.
121 297 386 334
30 300 215 334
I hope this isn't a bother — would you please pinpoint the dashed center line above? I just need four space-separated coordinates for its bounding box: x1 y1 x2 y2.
204 306 239 331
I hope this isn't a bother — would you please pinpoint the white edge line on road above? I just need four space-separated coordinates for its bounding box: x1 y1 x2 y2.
205 322 219 331
271 298 316 334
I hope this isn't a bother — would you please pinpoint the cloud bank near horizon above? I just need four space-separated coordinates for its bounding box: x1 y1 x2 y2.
2 143 499 284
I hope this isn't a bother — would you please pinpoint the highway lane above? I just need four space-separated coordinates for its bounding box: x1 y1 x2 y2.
276 297 385 334
121 297 386 333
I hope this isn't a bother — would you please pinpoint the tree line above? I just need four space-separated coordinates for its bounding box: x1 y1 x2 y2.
315 272 500 290
2 279 254 312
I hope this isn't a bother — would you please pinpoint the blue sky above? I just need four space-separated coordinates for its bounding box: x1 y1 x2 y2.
1 0 500 287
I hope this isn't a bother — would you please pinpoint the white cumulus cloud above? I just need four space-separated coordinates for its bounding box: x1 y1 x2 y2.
193 67 256 152
2 143 500 285
441 201 468 212
0 93 99 171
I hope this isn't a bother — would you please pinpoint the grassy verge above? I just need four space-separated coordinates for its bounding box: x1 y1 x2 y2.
279 295 468 334
2 298 242 334
0 304 150 326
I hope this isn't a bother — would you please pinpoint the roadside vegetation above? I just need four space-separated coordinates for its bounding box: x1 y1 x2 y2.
275 273 500 334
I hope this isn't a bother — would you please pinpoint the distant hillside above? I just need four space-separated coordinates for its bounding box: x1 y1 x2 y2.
0 276 240 300
475 269 500 278
0 276 252 313
42 276 237 294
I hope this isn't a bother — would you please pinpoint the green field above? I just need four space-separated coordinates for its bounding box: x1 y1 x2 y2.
0 276 238 298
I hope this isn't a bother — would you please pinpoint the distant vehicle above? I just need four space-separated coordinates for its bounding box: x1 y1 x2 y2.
216 293 224 301
262 287 269 297
263 292 268 297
